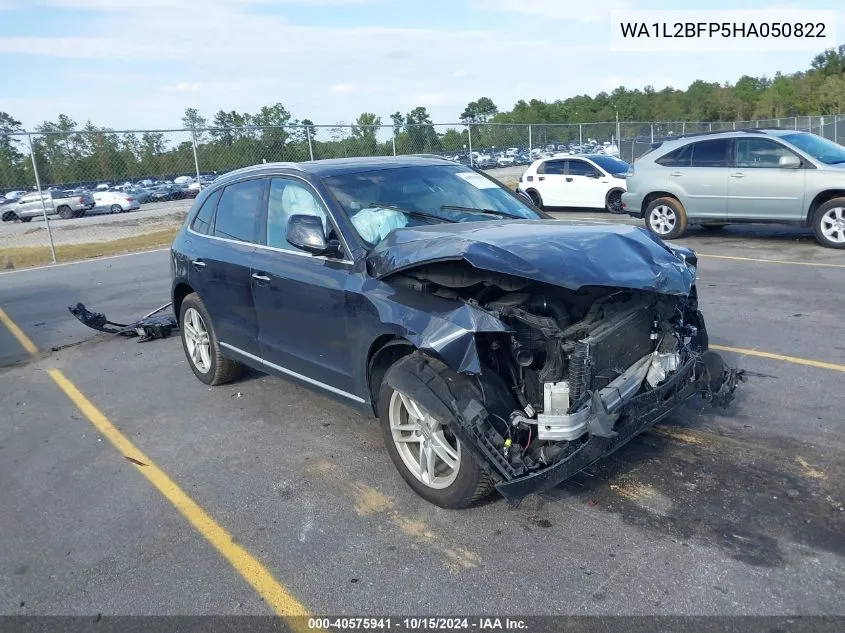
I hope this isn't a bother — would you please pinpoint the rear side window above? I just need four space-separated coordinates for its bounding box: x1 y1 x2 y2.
690 139 729 167
212 179 266 243
191 189 222 235
538 160 565 175
656 143 693 167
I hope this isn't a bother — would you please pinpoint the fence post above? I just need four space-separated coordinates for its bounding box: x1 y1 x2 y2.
682 121 685 135
579 124 583 147
306 126 314 161
27 133 57 264
191 131 202 186
650 124 654 144
391 127 396 157
709 122 712 132
467 125 473 167
794 117 798 130
528 124 532 154
733 121 736 129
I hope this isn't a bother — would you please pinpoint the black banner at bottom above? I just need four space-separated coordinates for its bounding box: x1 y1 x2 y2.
1 617 845 633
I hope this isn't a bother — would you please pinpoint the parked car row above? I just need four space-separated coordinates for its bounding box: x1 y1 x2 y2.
618 129 845 249
1 174 218 222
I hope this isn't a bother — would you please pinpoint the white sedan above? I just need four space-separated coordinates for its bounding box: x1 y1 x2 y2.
93 190 141 213
517 154 630 212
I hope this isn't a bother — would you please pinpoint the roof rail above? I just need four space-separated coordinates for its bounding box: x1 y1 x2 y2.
655 127 796 142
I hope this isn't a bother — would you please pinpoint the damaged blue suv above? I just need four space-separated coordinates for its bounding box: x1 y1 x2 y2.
170 156 739 508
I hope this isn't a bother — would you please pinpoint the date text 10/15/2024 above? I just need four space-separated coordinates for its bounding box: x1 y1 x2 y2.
307 618 528 631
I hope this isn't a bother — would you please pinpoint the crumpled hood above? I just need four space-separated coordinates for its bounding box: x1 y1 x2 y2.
366 219 697 295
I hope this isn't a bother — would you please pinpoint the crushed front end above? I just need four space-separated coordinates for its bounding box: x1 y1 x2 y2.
384 262 741 503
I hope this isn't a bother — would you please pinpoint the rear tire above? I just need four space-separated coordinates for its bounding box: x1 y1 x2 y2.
179 293 244 386
58 206 73 220
378 361 495 509
20 216 32 222
526 188 544 209
812 197 845 249
645 197 688 240
110 204 123 214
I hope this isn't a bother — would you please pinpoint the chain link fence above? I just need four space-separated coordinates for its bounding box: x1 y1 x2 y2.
2 115 844 268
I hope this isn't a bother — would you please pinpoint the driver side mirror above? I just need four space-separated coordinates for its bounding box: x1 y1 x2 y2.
586 171 601 178
778 155 801 169
286 214 341 257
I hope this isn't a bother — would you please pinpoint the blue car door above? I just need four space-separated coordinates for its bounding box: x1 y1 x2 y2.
250 176 359 399
188 178 266 356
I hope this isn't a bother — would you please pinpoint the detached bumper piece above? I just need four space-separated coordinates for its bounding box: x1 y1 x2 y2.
496 350 740 502
69 302 178 343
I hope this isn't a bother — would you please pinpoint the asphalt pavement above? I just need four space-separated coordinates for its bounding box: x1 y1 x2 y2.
1 216 844 617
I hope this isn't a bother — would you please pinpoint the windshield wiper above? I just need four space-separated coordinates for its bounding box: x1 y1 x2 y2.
367 203 457 223
439 205 519 218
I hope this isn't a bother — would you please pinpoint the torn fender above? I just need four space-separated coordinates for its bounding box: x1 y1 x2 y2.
366 219 697 295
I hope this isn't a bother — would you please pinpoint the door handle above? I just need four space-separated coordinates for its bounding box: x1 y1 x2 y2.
670 172 682 177
251 273 271 283
730 172 745 178
191 259 206 269
538 176 545 181
566 177 573 182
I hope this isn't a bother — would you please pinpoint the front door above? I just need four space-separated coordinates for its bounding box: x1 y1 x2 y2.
566 159 607 208
251 177 357 396
727 138 806 222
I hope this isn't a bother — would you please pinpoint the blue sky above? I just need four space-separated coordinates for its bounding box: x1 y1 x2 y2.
0 0 843 131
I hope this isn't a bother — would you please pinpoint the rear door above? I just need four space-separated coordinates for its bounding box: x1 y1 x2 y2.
189 178 266 355
727 137 806 221
659 139 730 222
250 177 357 396
535 159 567 206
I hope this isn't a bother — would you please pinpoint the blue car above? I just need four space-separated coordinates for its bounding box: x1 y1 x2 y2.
170 156 739 508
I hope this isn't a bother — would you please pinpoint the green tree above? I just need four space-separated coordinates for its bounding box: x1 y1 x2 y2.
460 97 498 124
182 107 207 143
0 112 27 187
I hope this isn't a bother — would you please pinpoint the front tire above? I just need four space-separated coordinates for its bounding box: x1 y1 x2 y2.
20 216 32 222
378 365 495 509
179 293 244 386
605 188 624 214
645 197 688 240
812 198 845 249
110 204 123 214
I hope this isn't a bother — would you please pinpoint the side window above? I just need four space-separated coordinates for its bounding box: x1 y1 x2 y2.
538 160 565 175
190 189 222 235
690 139 729 167
212 179 265 243
567 160 598 176
656 143 693 167
266 178 329 252
734 138 796 168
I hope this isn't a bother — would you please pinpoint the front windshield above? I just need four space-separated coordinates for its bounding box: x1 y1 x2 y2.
590 155 630 175
781 133 845 165
322 164 544 246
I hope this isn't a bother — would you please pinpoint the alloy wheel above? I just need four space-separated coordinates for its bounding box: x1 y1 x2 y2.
388 391 461 489
649 205 677 235
820 207 845 244
183 307 211 373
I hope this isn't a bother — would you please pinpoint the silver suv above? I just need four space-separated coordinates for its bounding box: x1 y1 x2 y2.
620 129 845 248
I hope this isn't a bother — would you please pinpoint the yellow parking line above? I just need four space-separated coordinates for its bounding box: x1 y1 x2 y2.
0 306 311 624
711 344 845 373
699 253 845 268
0 307 39 356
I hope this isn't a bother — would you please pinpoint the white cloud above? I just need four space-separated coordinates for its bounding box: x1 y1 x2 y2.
474 0 631 22
163 82 201 93
331 83 356 94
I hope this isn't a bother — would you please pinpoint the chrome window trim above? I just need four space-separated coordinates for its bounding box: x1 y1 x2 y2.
220 342 365 403
187 172 357 265
186 226 355 266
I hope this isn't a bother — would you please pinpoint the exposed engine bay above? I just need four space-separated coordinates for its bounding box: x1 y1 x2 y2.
384 260 741 502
